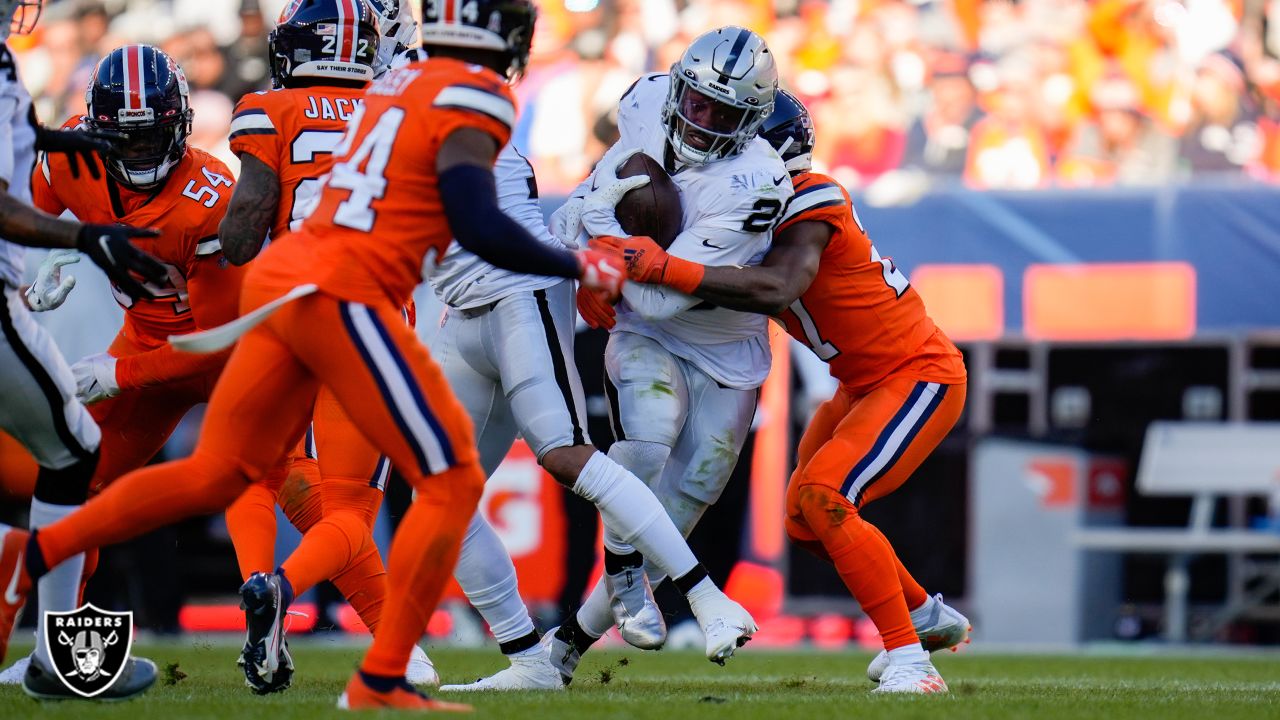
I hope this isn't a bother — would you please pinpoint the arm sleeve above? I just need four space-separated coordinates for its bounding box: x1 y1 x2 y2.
621 282 701 321
439 164 579 279
113 252 245 390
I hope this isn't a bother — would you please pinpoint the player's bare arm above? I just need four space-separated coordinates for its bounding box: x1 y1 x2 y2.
219 154 280 266
0 178 81 248
597 219 829 316
0 177 165 300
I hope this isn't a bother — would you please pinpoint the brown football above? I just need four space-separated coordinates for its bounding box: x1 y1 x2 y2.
614 152 683 249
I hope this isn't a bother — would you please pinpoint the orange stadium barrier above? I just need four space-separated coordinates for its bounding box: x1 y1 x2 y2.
910 264 1005 341
1023 262 1197 341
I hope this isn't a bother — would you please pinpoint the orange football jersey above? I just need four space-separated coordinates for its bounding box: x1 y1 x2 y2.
229 84 365 241
776 172 967 393
251 58 515 307
32 118 235 351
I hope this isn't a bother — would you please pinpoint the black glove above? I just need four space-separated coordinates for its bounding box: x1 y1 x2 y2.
35 126 126 181
75 224 166 302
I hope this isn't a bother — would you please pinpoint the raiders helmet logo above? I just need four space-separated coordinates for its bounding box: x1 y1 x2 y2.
42 604 135 698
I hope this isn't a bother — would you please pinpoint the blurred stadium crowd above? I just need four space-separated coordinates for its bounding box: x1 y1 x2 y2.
9 0 1280 196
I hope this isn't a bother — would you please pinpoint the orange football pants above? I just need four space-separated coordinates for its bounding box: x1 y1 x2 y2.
225 385 391 632
785 376 965 651
36 288 484 678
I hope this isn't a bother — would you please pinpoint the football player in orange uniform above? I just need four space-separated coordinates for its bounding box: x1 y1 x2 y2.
0 2 627 709
0 44 244 699
217 0 434 690
594 91 970 695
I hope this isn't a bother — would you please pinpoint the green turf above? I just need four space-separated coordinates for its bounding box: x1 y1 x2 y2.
1 640 1278 719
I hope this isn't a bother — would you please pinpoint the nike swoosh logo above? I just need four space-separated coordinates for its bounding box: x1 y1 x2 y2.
773 175 787 185
702 239 723 249
4 551 22 605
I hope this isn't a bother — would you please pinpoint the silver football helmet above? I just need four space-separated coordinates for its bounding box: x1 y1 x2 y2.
2 0 41 42
661 26 778 166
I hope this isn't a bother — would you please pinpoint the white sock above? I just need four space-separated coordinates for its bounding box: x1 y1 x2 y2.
887 644 929 666
683 576 721 609
574 577 615 639
909 594 938 627
599 441 671 556
30 500 86 668
453 511 536 645
572 452 698 580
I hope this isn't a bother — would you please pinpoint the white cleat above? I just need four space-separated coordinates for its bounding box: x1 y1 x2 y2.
438 640 563 692
605 565 666 649
867 594 971 682
689 590 757 665
406 644 439 686
872 659 948 694
545 626 583 686
0 653 30 685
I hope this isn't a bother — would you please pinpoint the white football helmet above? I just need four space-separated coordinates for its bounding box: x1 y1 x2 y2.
367 0 419 74
661 26 778 166
2 0 41 42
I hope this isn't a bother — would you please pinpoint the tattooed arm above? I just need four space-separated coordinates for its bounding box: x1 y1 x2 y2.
218 153 280 266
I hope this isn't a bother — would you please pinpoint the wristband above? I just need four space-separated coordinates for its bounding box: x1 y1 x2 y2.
662 256 705 295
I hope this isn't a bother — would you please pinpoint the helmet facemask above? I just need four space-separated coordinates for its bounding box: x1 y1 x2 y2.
2 0 41 41
102 115 190 189
662 70 771 166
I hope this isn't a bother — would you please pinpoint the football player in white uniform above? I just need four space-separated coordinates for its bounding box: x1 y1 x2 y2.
540 26 794 685
374 22 756 693
0 0 166 696
445 23 793 691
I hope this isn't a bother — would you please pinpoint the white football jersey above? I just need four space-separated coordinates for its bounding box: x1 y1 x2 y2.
429 142 567 309
577 73 793 390
0 45 37 287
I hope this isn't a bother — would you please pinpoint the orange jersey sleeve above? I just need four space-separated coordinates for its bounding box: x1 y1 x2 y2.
777 172 966 393
230 85 366 240
258 58 515 307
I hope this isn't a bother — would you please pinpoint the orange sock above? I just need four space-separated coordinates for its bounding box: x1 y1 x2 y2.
324 481 387 633
796 484 916 651
360 464 483 677
330 543 387 633
38 452 249 571
866 523 928 611
280 510 370 597
226 481 280 581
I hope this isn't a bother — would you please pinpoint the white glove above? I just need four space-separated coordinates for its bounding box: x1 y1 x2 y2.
580 149 652 239
549 194 586 248
25 250 80 312
71 352 120 404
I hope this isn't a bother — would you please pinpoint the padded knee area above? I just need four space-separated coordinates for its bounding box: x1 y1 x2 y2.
607 440 670 485
794 482 861 534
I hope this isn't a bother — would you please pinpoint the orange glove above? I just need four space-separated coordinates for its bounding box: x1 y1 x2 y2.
590 235 705 295
575 247 626 303
576 284 617 330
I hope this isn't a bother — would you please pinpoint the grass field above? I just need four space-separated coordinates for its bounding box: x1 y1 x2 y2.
1 640 1278 719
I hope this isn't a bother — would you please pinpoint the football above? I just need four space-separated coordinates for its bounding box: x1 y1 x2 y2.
614 151 684 249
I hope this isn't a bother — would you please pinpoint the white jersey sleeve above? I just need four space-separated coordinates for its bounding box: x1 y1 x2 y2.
0 46 37 287
429 141 566 309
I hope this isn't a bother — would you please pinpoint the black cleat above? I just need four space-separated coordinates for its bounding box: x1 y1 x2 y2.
239 571 292 694
22 654 157 701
